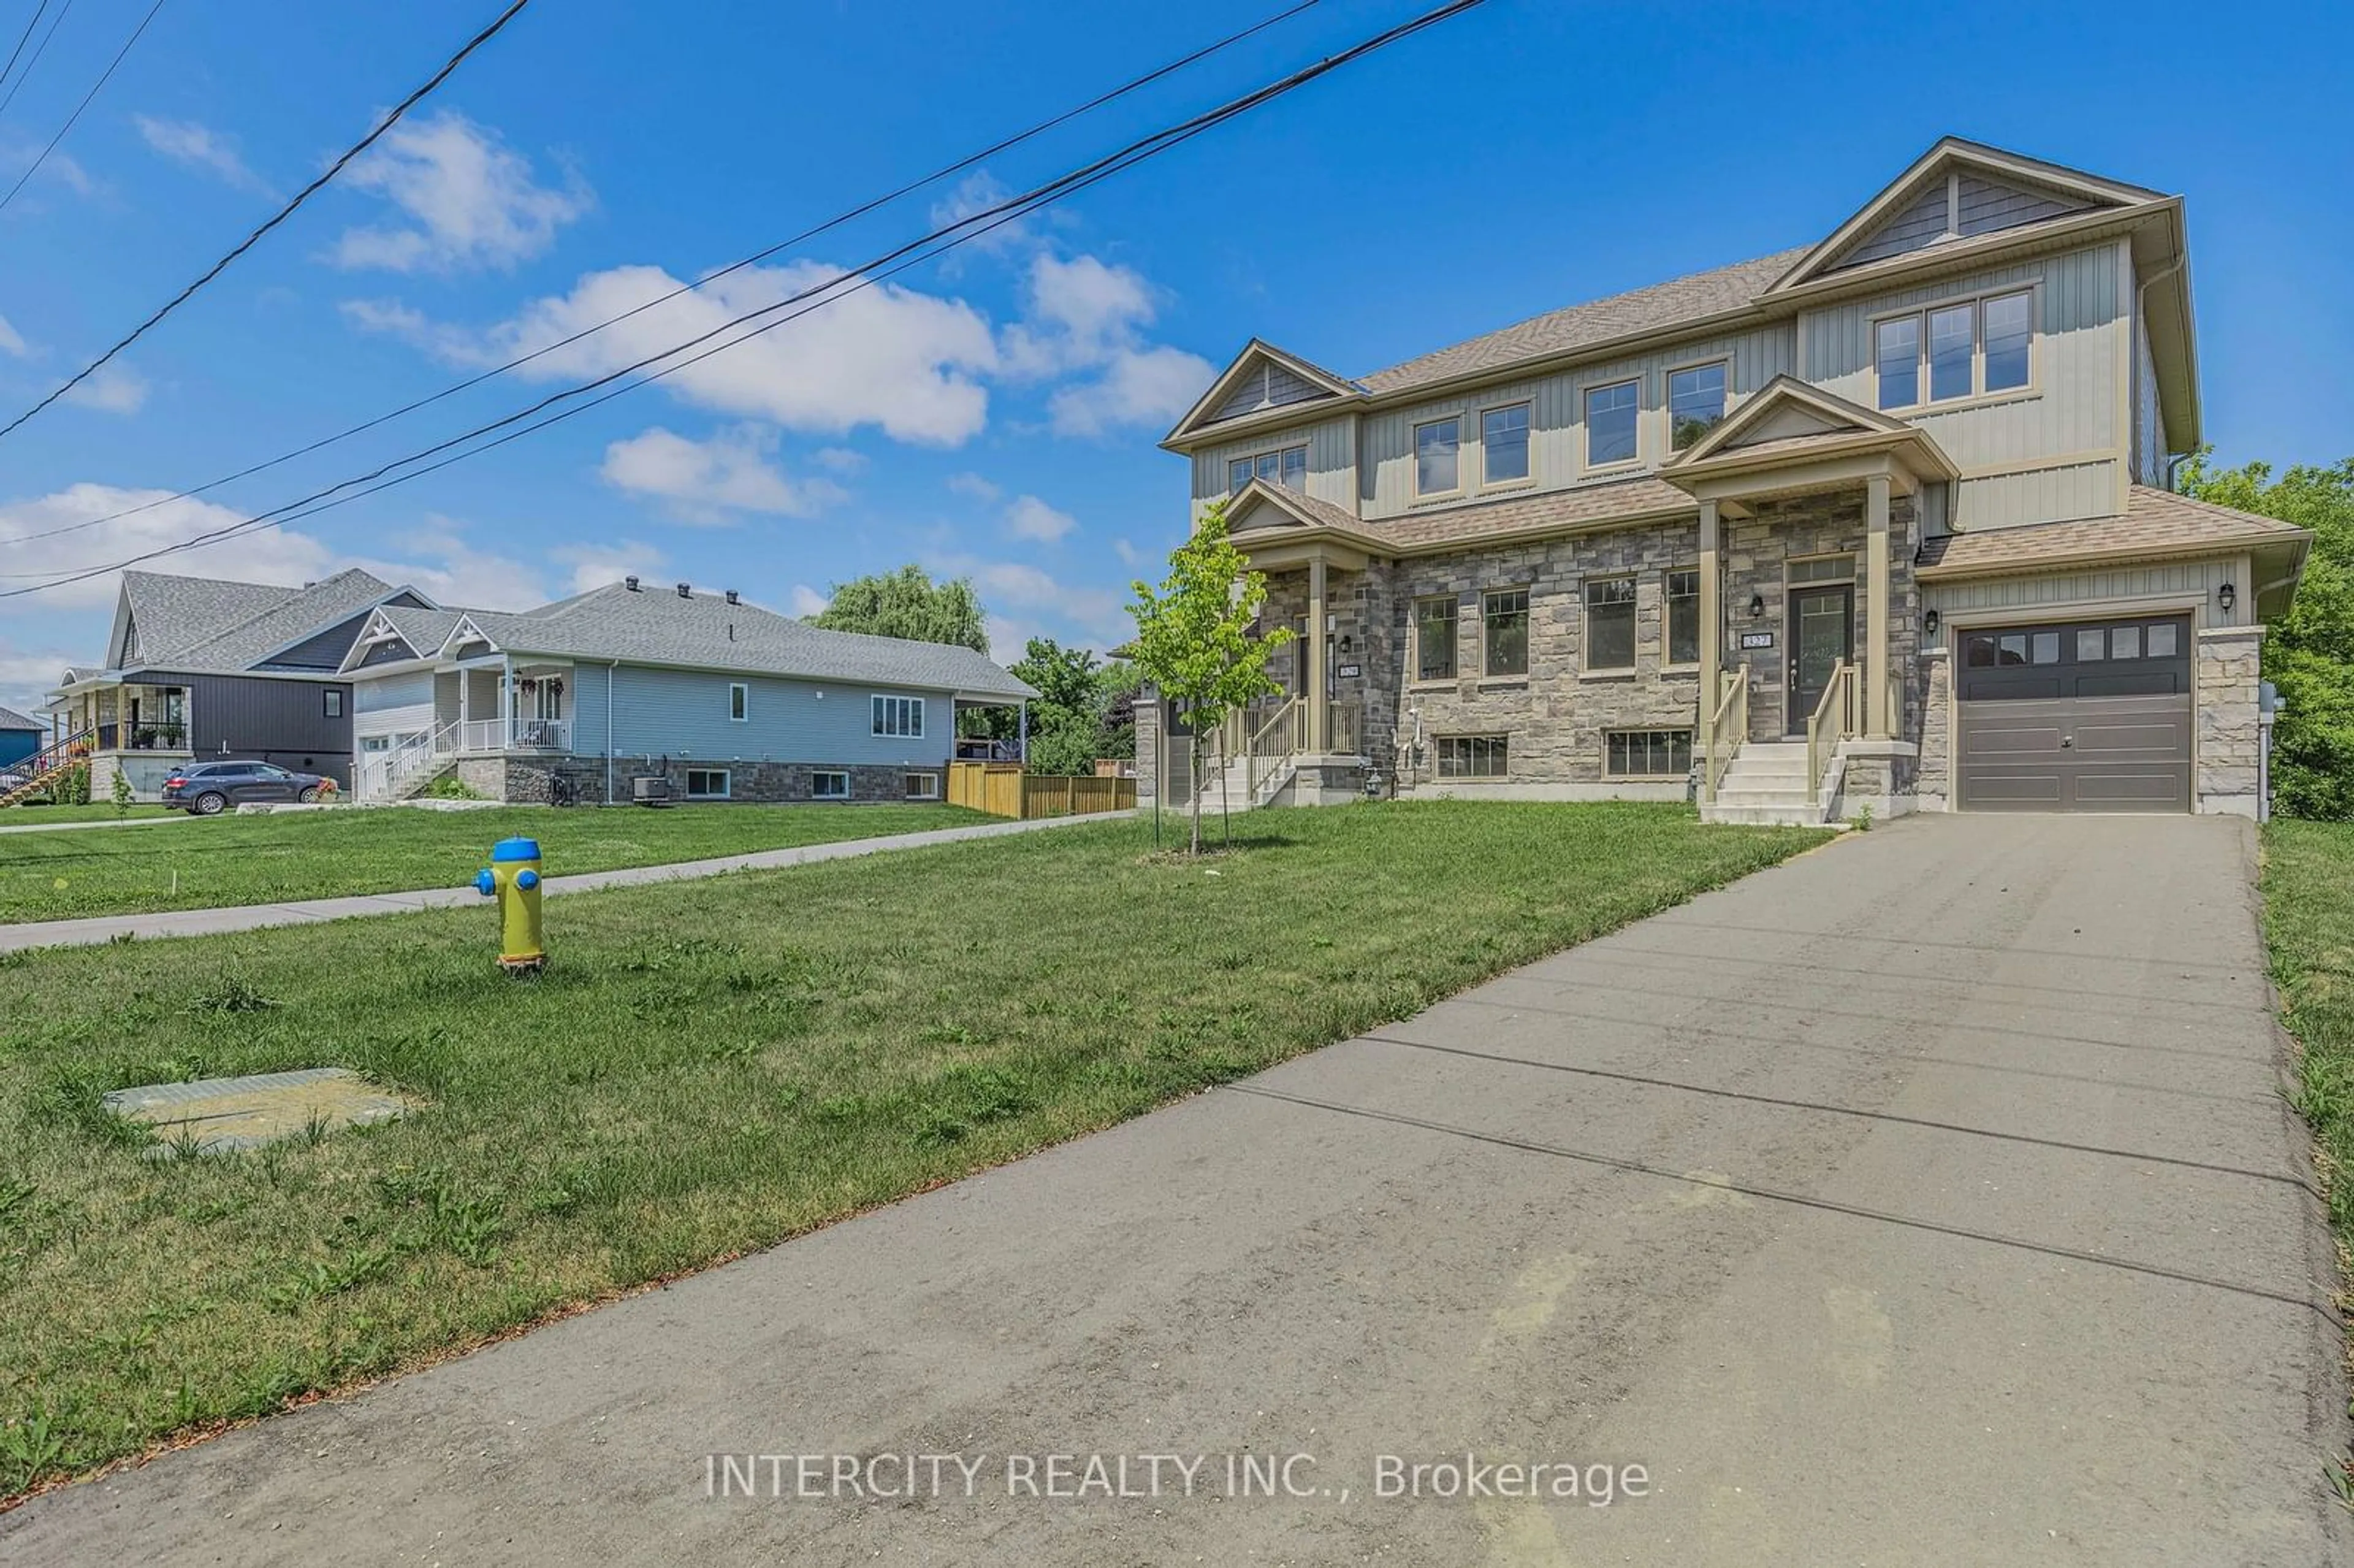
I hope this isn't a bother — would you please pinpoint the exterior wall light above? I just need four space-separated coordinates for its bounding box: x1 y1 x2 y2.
2217 580 2237 617
1923 608 1941 636
1747 593 1766 618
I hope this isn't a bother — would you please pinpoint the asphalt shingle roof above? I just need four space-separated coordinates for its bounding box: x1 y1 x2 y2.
0 704 41 731
1917 486 2309 577
1231 475 1696 555
118 571 299 664
169 569 396 671
1354 248 1810 398
459 583 1037 701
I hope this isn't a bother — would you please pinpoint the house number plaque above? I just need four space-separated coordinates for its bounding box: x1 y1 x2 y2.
1739 631 1776 650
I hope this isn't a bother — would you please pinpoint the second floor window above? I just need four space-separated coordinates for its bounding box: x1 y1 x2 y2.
1876 289 2033 409
1414 417 1460 495
1668 363 1727 450
872 695 924 737
1666 569 1700 665
1227 444 1306 494
1483 588 1528 677
1482 403 1530 484
1415 596 1458 681
728 682 748 721
1584 380 1639 467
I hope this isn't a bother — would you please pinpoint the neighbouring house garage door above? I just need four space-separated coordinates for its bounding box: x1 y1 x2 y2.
1954 614 2193 813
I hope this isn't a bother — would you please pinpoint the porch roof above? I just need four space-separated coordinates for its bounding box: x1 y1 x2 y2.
1227 473 1697 560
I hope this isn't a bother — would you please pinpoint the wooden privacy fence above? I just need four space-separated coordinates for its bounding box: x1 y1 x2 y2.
948 761 1136 820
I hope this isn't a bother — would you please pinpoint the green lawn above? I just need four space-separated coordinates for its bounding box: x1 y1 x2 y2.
0 802 1824 1498
0 804 180 826
0 803 987 923
2263 820 2354 1249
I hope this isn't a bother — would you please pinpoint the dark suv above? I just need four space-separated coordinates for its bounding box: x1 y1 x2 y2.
161 761 333 815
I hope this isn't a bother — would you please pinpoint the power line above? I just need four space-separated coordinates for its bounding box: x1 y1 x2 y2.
0 0 535 436
0 0 1324 552
0 0 1491 599
0 0 57 111
0 0 68 121
0 0 162 216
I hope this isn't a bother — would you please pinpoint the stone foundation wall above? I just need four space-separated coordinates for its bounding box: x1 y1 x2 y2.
2195 626 2263 817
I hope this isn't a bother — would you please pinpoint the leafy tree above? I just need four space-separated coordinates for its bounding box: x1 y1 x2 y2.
1010 638 1100 718
2179 454 2354 820
1126 502 1292 853
807 565 988 653
1004 637 1140 775
110 767 134 817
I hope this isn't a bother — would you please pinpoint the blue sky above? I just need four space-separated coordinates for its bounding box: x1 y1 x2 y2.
1 0 2347 712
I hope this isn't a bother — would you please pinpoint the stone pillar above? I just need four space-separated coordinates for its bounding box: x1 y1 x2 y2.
1697 499 1722 783
1307 553 1328 753
1865 474 1892 738
1917 649 1951 810
2196 626 2264 816
1133 687 1161 802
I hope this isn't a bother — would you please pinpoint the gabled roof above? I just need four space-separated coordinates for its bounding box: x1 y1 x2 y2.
1766 137 2169 296
1918 486 2310 580
0 703 42 732
352 582 1037 702
1224 474 1696 558
1164 338 1362 446
170 570 413 672
1661 375 1960 488
113 571 295 667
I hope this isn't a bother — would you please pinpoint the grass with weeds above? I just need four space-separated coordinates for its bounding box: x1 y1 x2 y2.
0 801 1826 1498
2264 820 2354 1243
0 803 986 923
0 804 180 826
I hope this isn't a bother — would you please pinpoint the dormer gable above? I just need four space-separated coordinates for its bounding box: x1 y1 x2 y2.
1769 138 2166 295
1163 339 1360 447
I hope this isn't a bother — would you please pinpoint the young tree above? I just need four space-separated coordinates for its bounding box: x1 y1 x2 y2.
807 565 989 653
1126 502 1292 853
2180 455 2354 820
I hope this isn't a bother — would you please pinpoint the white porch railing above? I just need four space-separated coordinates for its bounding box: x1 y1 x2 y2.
1805 660 1858 809
1702 667 1748 802
459 717 569 753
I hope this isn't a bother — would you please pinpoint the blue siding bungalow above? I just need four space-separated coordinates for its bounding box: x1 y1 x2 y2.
338 577 1035 804
0 704 42 769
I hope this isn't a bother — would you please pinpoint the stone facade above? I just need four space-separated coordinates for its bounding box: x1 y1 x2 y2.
2195 626 2263 817
1915 649 1952 810
1721 492 1920 745
455 753 942 806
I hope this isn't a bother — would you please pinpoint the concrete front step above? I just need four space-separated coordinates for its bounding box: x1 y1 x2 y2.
1715 789 1819 810
1705 803 1834 826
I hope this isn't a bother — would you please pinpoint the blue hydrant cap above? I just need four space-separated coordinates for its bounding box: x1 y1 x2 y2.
474 868 496 897
490 837 541 862
516 868 539 891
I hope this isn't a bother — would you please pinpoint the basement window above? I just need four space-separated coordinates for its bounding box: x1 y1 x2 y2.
1435 734 1508 778
811 771 851 801
1608 729 1693 778
685 768 730 799
904 771 939 800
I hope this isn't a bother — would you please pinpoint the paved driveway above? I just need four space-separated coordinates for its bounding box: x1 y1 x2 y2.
7 813 2345 1565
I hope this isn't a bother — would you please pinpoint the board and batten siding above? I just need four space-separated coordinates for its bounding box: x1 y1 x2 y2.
1803 243 2127 529
1921 557 2241 652
1190 414 1356 518
587 663 956 768
1353 324 1796 519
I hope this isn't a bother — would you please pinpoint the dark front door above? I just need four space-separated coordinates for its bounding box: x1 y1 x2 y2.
1786 584 1854 734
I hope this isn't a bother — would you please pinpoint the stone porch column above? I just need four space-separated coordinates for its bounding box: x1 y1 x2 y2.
1306 553 1328 752
1697 499 1722 772
1865 473 1892 739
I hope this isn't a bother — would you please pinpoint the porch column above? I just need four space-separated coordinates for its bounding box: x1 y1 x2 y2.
498 660 513 745
1306 552 1328 752
1697 499 1721 767
1865 473 1892 738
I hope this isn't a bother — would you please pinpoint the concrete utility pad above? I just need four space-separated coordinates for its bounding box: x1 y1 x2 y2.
103 1067 416 1154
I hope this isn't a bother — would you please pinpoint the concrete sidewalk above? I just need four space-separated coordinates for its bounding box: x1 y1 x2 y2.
0 810 1127 953
0 813 197 836
4 813 2342 1566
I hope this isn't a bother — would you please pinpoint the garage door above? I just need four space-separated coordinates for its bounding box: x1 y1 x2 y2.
1954 615 2192 813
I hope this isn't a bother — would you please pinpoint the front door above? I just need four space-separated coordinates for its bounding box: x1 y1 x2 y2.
1787 584 1854 734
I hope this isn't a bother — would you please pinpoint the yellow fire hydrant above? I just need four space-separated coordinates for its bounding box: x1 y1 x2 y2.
473 836 546 973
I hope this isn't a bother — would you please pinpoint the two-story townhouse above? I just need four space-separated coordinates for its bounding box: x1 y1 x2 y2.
1141 138 2310 823
337 576 1036 804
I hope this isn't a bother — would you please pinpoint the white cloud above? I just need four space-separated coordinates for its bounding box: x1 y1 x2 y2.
999 252 1214 438
788 584 828 617
1003 493 1076 543
549 540 665 596
329 110 591 273
1113 537 1147 568
947 471 1001 503
0 637 78 714
0 315 26 357
134 115 272 195
812 446 866 474
598 424 844 523
60 362 148 415
928 550 1130 650
927 170 1034 259
341 514 546 611
419 261 996 445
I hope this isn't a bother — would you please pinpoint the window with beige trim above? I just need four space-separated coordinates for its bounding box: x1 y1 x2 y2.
1585 576 1637 671
1667 363 1727 451
1482 588 1528 677
1607 729 1693 778
1875 288 2033 409
1414 596 1458 681
1481 403 1530 484
1583 379 1639 467
1227 444 1306 493
1666 569 1700 666
1436 734 1507 778
1414 417 1460 495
